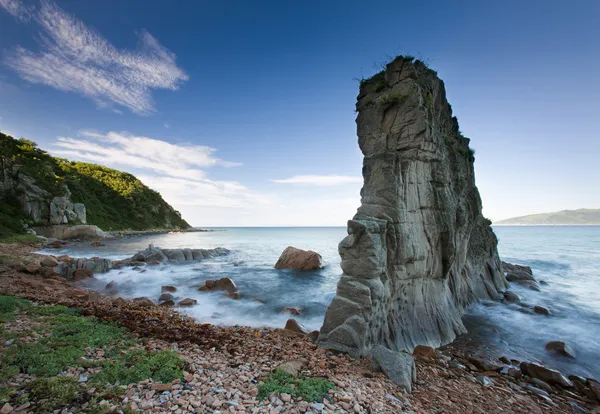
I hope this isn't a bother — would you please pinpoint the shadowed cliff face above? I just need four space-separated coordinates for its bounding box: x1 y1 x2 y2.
318 57 507 358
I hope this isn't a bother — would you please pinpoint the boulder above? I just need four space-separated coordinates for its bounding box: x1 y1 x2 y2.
308 330 320 343
282 307 302 316
371 345 416 393
90 241 105 247
534 305 551 316
160 300 175 307
516 280 542 291
468 357 503 372
162 286 177 293
276 360 305 377
506 271 536 282
39 266 61 278
530 378 553 393
412 345 437 360
24 263 40 274
502 262 533 275
198 277 240 299
133 297 154 307
178 298 198 307
318 57 507 357
503 291 521 303
520 362 573 388
35 225 107 240
40 256 59 267
284 319 309 334
158 293 174 302
274 246 323 270
73 268 93 281
545 341 576 358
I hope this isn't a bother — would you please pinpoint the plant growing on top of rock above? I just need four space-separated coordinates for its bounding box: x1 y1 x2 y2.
378 90 407 110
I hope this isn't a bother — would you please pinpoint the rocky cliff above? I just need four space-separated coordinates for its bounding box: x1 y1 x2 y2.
0 132 190 235
318 57 507 357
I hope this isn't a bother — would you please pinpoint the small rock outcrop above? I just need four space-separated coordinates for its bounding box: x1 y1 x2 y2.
520 362 573 388
35 224 107 240
274 246 323 270
318 56 507 357
545 341 576 358
132 245 230 264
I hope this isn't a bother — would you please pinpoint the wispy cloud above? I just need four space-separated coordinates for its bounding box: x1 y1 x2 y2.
272 175 363 186
48 131 266 210
0 0 32 20
1 0 188 114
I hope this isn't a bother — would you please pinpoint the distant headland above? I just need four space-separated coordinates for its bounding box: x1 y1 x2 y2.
494 208 600 225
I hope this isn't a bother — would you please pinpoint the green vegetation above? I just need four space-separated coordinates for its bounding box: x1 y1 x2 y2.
378 90 407 110
0 295 184 410
0 132 190 234
0 234 39 244
258 369 335 402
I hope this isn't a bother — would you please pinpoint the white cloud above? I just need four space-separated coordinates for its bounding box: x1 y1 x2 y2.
1 0 187 114
47 130 270 213
164 123 170 129
52 131 240 181
272 175 363 186
0 0 31 20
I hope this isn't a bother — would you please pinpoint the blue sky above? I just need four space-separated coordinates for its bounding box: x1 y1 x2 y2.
1 0 599 226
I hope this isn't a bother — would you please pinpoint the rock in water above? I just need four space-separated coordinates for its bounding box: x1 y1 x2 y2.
274 246 324 270
545 341 576 358
318 56 507 357
371 345 416 393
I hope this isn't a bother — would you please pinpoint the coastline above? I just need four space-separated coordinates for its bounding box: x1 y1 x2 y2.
0 242 598 413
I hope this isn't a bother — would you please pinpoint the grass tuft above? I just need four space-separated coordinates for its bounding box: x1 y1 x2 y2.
258 369 334 402
31 376 79 411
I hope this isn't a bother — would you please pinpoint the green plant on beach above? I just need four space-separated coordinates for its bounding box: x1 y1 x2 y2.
30 376 79 411
258 369 335 402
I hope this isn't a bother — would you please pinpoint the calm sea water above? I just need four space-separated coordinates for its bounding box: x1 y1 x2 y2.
45 226 600 379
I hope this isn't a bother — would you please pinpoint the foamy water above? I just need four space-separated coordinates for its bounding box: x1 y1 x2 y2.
40 226 600 378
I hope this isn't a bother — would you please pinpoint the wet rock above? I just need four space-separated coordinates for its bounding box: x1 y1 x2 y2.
284 319 309 334
199 277 237 293
253 297 265 303
514 280 542 291
276 360 304 377
507 368 522 379
158 293 174 302
588 379 600 400
161 286 177 293
539 280 549 285
530 378 553 393
520 362 573 388
449 360 466 369
476 376 494 386
73 268 93 281
132 245 229 264
502 262 533 275
178 298 198 307
506 270 536 282
370 345 416 393
159 300 175 307
499 356 511 364
545 341 575 358
567 401 590 413
105 281 117 291
225 291 241 300
412 345 436 360
40 256 59 267
503 291 521 303
523 384 550 398
468 357 503 372
282 307 302 316
534 306 551 316
90 241 105 247
133 297 154 307
274 246 324 270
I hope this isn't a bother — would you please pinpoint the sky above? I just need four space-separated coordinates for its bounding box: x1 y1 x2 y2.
1 0 599 226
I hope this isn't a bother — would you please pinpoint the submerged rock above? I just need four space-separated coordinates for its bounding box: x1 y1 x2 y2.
370 345 416 393
534 305 551 316
503 291 521 303
162 285 177 293
502 262 533 275
545 341 576 358
178 298 197 307
275 246 324 270
318 56 507 357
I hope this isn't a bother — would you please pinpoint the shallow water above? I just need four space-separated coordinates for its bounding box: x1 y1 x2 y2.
42 226 600 379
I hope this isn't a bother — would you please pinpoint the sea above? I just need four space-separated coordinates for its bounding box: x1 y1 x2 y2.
40 226 600 379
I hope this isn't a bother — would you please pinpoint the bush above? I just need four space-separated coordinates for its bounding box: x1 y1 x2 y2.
258 369 334 402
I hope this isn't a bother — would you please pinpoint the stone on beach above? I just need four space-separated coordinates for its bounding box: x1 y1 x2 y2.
161 285 177 293
520 362 573 388
178 298 197 307
274 246 324 270
370 345 416 393
158 293 174 302
284 319 309 335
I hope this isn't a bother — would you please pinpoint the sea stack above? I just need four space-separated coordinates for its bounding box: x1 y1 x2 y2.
318 56 507 357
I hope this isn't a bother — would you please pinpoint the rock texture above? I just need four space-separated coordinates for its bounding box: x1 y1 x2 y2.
274 246 324 270
35 224 107 240
131 245 230 264
318 57 507 358
370 345 416 393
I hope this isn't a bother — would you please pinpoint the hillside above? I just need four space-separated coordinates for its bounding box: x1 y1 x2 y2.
494 208 600 225
0 132 190 235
